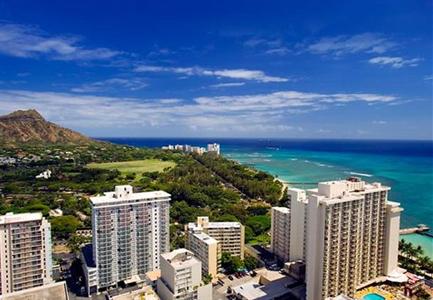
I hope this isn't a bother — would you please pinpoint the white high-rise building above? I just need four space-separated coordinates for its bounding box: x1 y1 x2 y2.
305 178 403 300
270 207 291 262
207 143 220 155
287 188 308 261
85 185 170 291
270 188 307 263
157 249 212 300
0 212 52 295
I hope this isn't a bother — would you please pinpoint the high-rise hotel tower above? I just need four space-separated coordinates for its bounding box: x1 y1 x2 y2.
306 178 402 300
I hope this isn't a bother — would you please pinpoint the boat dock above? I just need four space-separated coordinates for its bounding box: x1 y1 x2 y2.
400 224 430 235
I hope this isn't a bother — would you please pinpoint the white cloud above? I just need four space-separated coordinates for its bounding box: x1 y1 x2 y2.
244 37 290 56
424 75 433 81
306 33 396 56
209 82 245 88
134 65 288 83
0 89 397 136
372 120 387 125
265 47 290 56
71 78 148 93
368 56 421 68
0 23 120 61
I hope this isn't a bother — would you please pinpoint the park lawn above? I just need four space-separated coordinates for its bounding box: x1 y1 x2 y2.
87 159 176 179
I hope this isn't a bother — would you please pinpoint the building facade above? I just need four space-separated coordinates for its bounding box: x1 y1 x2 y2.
287 188 308 261
157 249 212 300
186 232 219 279
187 217 244 259
87 185 170 291
270 207 291 262
0 212 52 295
305 178 403 300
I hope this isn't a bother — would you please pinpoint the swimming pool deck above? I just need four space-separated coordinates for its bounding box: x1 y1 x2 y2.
354 287 395 300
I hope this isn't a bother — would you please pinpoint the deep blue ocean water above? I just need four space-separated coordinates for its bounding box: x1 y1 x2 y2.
99 138 433 230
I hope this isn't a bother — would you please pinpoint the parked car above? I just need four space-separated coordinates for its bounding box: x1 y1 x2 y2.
228 275 234 280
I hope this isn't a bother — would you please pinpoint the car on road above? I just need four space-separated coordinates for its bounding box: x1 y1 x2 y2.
228 275 234 280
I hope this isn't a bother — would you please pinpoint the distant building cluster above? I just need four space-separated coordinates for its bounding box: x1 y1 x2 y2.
162 143 220 155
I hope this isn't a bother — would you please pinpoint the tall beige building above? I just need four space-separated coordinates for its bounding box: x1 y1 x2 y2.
305 178 403 300
0 212 52 295
270 207 291 262
187 217 244 259
186 232 219 279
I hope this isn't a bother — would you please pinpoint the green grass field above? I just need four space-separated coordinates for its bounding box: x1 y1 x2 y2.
87 159 175 178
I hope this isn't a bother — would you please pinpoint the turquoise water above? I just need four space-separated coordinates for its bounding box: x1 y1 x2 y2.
363 294 385 300
400 234 433 258
223 146 433 230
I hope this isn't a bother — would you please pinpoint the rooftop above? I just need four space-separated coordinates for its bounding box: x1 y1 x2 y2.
0 281 68 300
272 207 290 213
81 243 96 268
307 178 392 205
90 185 170 205
232 276 298 300
161 249 200 269
192 232 218 245
208 221 242 228
0 212 42 225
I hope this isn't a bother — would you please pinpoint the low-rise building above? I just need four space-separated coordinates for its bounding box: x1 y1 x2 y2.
187 217 244 259
156 249 212 300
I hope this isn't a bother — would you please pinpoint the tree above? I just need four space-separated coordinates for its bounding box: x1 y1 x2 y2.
51 215 81 238
221 252 244 274
244 255 259 270
246 215 271 236
67 234 91 254
203 274 212 285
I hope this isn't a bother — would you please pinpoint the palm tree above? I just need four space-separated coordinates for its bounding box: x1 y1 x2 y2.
414 245 424 258
418 256 431 271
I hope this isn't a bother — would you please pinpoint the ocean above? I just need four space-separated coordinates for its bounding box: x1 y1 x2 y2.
100 137 433 256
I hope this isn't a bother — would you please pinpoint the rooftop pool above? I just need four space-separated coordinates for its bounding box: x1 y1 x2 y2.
362 293 385 300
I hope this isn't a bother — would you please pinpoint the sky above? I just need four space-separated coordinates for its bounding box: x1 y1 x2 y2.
0 0 431 139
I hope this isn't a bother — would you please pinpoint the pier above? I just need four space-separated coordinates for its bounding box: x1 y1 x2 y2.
400 224 430 235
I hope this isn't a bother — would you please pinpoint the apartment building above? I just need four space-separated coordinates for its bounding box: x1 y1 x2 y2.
305 178 403 300
270 207 291 262
83 185 170 292
186 232 219 279
207 143 220 155
187 217 244 259
157 249 212 300
0 212 52 295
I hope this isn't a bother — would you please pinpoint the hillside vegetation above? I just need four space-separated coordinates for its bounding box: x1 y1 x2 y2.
0 142 283 250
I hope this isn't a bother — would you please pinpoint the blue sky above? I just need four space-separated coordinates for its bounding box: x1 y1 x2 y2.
0 0 431 139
